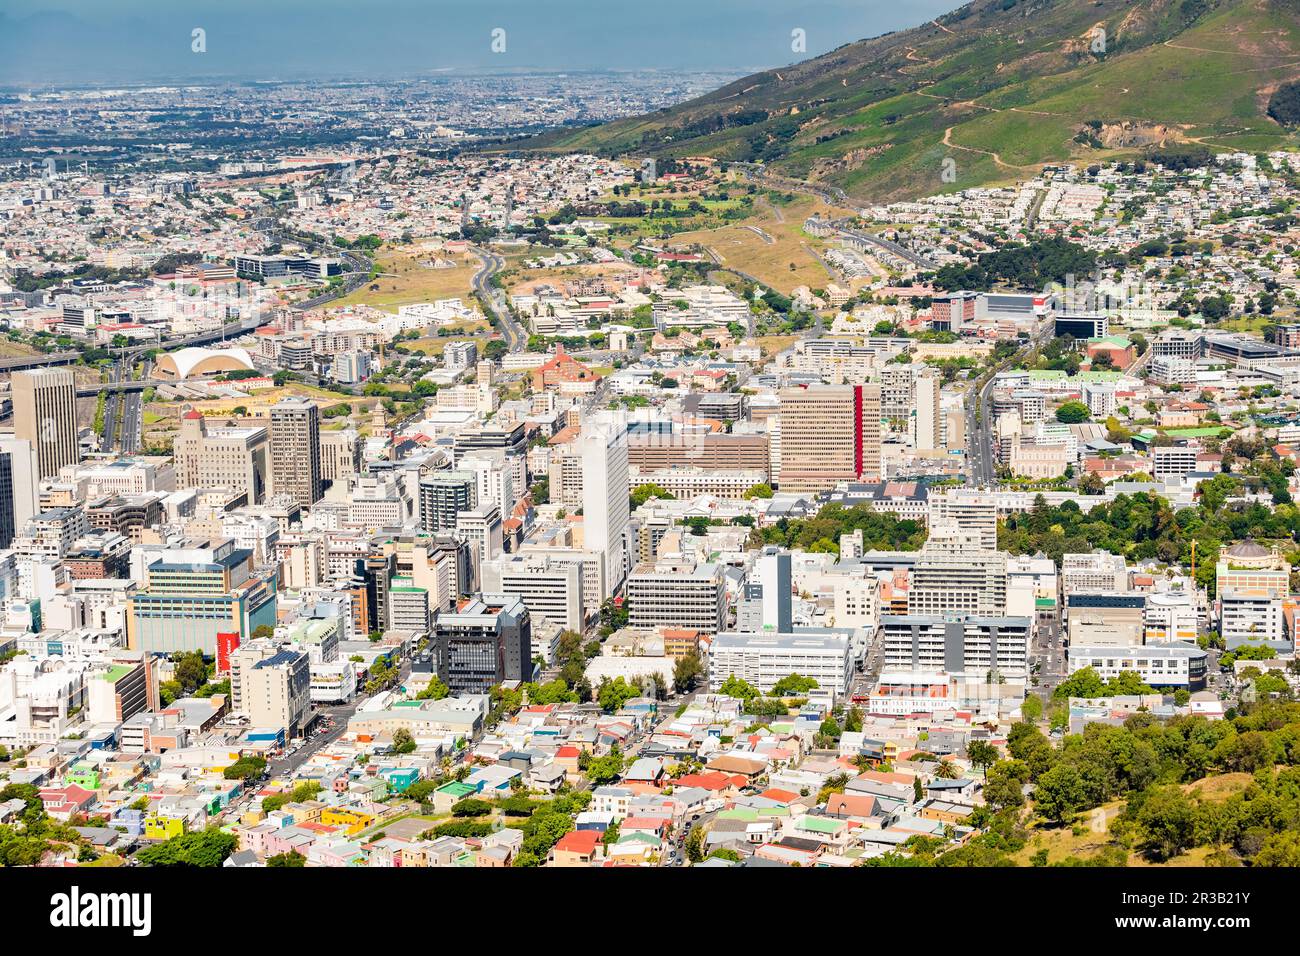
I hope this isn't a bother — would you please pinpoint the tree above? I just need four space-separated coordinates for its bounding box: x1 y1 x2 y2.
1135 786 1197 861
984 762 1027 810
391 727 417 754
416 676 450 700
966 740 999 775
223 756 266 781
1034 763 1090 825
1021 694 1043 722
743 482 774 499
1055 401 1090 424
597 677 640 713
1078 472 1106 496
451 798 493 817
719 674 761 701
673 649 704 693
685 825 705 863
268 850 307 867
134 828 238 867
770 673 818 697
630 483 674 507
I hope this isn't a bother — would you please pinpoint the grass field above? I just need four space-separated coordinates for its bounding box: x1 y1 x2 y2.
669 196 852 294
333 248 478 310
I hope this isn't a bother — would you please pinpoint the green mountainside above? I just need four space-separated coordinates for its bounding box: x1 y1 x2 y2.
537 0 1300 201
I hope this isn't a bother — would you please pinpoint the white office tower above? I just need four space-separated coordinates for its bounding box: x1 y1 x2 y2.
912 368 942 453
757 549 794 632
581 413 631 599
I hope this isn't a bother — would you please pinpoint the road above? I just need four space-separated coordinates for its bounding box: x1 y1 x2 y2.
470 246 525 352
965 319 1055 487
1030 614 1066 702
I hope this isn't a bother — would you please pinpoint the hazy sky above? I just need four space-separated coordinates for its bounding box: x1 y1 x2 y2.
0 0 957 85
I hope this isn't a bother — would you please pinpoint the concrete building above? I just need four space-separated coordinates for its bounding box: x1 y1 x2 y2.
435 593 533 692
491 554 586 633
1067 643 1208 690
581 413 631 599
626 560 727 635
776 384 881 492
12 368 80 479
173 411 269 504
419 471 477 533
709 631 853 700
269 399 322 508
231 644 311 737
881 614 1033 677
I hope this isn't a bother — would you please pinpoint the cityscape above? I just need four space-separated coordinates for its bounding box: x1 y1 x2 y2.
0 0 1296 907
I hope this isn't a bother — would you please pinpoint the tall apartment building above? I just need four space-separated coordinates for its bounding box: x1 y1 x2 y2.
907 525 1007 617
457 506 503 590
626 560 727 635
269 399 322 508
435 593 533 692
320 429 361 488
419 471 477 533
173 411 270 503
12 368 80 479
230 644 311 737
776 383 882 492
927 490 999 551
581 413 631 598
912 368 942 453
491 553 586 633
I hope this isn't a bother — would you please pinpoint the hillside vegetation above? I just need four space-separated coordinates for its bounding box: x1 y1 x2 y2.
538 0 1300 202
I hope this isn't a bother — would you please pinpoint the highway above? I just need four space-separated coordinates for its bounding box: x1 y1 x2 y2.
470 245 525 352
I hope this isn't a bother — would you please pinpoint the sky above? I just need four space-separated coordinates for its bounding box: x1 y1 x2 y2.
0 0 958 85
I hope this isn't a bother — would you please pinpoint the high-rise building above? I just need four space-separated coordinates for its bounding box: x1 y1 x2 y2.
419 471 477 533
581 413 631 598
913 368 942 452
435 593 533 692
626 560 727 635
320 429 361 488
173 411 269 503
0 437 39 549
230 643 311 737
269 399 322 508
12 368 80 479
776 384 881 492
927 490 999 551
907 524 1008 617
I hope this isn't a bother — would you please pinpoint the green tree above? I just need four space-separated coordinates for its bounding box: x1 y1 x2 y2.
1055 401 1090 424
267 850 307 867
1135 786 1197 861
1034 763 1090 825
672 649 704 693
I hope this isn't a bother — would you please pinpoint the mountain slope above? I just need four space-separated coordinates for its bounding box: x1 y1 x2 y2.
536 0 1300 202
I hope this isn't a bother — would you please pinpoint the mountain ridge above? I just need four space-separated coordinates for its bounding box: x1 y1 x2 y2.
534 0 1300 201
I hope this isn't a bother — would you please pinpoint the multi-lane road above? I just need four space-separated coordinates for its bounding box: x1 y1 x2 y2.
964 319 1056 487
471 246 525 352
